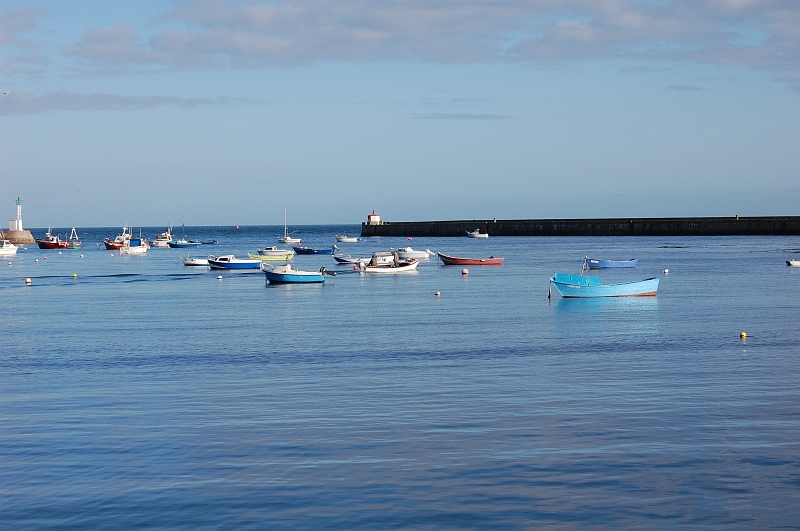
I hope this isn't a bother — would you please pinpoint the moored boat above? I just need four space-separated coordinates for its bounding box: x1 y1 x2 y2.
36 228 68 249
65 227 81 249
360 258 420 274
293 245 336 255
150 227 173 248
180 254 209 266
335 234 359 243
787 259 800 267
119 238 150 255
261 262 325 283
584 257 638 269
208 255 260 269
0 238 18 256
168 239 201 248
549 273 659 298
334 251 394 265
103 226 132 250
278 208 302 244
466 229 489 239
437 252 504 265
253 246 295 260
396 247 432 259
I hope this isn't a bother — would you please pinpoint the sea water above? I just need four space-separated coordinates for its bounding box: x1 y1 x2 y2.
2 226 799 530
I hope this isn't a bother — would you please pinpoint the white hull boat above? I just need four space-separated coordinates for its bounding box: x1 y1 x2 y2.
181 255 209 266
787 259 800 267
335 234 359 243
0 239 18 256
150 227 173 248
467 229 488 238
360 259 420 274
251 246 295 261
396 247 432 259
119 238 149 255
279 208 301 244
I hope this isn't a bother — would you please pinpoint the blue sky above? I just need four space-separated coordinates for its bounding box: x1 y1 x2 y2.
1 0 799 226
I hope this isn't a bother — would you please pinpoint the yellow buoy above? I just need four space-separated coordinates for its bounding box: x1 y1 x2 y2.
72 274 77 278
740 331 747 339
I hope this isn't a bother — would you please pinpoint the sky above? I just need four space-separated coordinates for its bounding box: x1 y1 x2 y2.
1 0 799 227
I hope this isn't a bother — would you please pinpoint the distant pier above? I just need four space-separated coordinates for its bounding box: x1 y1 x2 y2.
360 216 800 237
2 229 35 244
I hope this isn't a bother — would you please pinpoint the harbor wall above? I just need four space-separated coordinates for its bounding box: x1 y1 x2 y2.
361 216 800 237
2 229 35 244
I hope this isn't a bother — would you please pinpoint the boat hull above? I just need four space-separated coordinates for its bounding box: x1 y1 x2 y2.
103 240 123 250
787 260 800 267
363 260 420 274
550 273 659 298
585 258 638 268
181 257 208 266
249 253 294 261
293 246 335 255
208 259 260 269
168 241 202 248
37 241 68 249
438 252 503 265
262 263 324 283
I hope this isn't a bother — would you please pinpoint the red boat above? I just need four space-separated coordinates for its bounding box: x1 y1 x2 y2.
437 252 504 265
36 228 69 249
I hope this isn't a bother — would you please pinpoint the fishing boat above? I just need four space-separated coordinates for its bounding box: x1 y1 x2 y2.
250 246 295 261
787 259 800 267
396 247 432 259
584 257 638 269
261 263 325 284
293 245 336 255
0 237 18 256
466 229 489 239
65 227 81 249
360 258 420 274
36 228 68 249
150 227 173 248
549 273 659 298
119 238 150 255
208 255 260 269
335 234 359 243
103 226 131 250
180 254 208 266
278 208 302 244
437 252 504 265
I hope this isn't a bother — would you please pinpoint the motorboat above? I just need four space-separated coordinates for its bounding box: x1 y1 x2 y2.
0 238 18 256
360 258 420 274
103 227 131 250
36 228 68 249
150 227 173 248
466 229 489 239
168 239 201 248
437 252 504 265
251 246 295 260
208 255 260 269
787 259 800 267
584 257 638 269
119 238 150 255
261 262 325 283
396 247 432 260
278 208 302 244
549 273 659 298
333 252 394 265
335 234 359 243
65 227 81 249
293 245 336 255
180 254 209 266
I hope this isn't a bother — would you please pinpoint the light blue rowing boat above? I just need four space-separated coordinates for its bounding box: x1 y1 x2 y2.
549 273 659 298
261 263 325 283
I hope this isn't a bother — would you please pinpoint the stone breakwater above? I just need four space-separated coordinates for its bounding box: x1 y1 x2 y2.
2 230 35 244
361 216 800 237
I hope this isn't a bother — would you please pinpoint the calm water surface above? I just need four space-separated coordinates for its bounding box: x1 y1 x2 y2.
2 226 800 529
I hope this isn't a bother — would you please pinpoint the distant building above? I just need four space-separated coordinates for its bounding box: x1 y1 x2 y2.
9 197 23 231
367 210 382 225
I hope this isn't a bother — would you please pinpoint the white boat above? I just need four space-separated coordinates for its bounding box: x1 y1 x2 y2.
119 237 150 255
181 254 208 266
333 251 394 265
466 229 488 238
278 208 302 244
208 255 260 269
0 238 18 256
335 234 359 243
360 258 420 274
251 246 295 260
150 227 173 248
396 247 432 259
787 259 800 267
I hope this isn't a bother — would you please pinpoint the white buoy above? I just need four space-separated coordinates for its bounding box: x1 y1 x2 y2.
664 268 669 274
34 258 38 262
58 251 62 254
25 278 31 285
217 275 223 279
80 254 84 258
435 291 441 296
461 268 468 275
7 262 11 266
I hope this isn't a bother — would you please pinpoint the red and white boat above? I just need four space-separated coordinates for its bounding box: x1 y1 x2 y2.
104 227 131 250
437 252 504 266
36 228 69 249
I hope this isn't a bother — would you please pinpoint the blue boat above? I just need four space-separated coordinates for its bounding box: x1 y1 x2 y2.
550 273 659 298
168 239 201 248
293 245 336 255
207 255 260 269
584 257 638 269
261 263 325 283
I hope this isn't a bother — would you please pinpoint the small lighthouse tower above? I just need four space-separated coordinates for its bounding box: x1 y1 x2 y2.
9 197 23 231
366 210 382 225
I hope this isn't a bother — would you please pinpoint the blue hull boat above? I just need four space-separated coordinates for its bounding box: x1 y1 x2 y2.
168 239 201 248
208 255 260 269
584 257 638 269
550 273 659 298
262 263 325 283
293 245 335 255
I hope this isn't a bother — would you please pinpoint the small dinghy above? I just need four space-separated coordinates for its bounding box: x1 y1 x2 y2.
335 234 359 243
208 255 260 269
181 254 208 266
360 258 420 274
293 245 336 255
396 247 432 259
584 257 638 269
549 273 659 298
261 263 325 283
437 252 503 265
